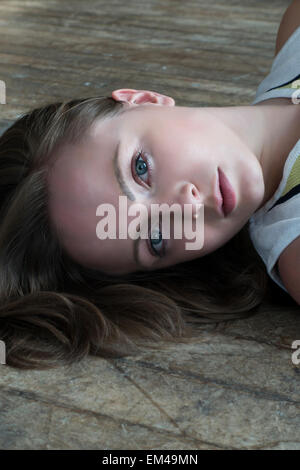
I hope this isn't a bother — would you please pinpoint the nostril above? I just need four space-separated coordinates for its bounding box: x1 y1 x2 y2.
178 182 202 202
191 184 200 199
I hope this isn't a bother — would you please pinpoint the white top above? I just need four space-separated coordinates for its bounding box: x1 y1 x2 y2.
248 26 300 293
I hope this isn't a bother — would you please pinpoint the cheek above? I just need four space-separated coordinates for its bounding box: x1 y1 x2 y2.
169 223 221 261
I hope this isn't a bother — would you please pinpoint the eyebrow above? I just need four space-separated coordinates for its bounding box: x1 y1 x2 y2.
113 141 149 270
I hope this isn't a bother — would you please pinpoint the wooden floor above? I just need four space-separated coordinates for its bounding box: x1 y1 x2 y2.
1 0 300 450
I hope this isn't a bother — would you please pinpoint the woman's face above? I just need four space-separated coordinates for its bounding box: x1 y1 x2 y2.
47 89 264 275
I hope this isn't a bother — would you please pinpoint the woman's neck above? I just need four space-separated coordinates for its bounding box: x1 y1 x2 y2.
207 102 300 211
255 101 300 209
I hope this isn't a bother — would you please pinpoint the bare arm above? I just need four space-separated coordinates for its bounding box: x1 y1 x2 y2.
275 2 300 303
277 236 300 304
275 0 300 56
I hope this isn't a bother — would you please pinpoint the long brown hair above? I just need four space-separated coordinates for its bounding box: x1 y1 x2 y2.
0 95 294 370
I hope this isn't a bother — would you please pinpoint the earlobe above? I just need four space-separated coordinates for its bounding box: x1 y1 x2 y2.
111 89 175 106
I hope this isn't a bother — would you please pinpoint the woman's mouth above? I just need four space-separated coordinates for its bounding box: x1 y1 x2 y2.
217 167 236 217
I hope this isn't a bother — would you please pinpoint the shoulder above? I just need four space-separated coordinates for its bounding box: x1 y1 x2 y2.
277 235 300 304
275 0 300 56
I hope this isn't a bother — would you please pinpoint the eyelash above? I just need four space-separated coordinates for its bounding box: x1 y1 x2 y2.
131 149 167 258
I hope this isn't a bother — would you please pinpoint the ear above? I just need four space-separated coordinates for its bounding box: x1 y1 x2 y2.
111 88 175 106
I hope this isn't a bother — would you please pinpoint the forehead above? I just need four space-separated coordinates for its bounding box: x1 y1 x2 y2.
47 114 117 211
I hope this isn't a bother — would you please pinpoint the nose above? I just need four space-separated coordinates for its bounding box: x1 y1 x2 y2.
177 182 204 219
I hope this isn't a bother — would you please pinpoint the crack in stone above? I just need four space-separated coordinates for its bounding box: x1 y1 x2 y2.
114 358 300 404
0 384 229 449
107 359 187 437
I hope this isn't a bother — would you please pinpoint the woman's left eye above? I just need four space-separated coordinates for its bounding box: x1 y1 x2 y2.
132 151 152 186
148 226 165 258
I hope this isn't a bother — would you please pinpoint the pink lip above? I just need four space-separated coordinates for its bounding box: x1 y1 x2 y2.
218 168 236 216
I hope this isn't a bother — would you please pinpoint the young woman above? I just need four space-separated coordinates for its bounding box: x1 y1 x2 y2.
0 1 299 369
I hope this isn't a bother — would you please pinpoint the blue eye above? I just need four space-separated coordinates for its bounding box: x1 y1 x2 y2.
136 155 147 176
149 227 164 257
133 151 152 186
